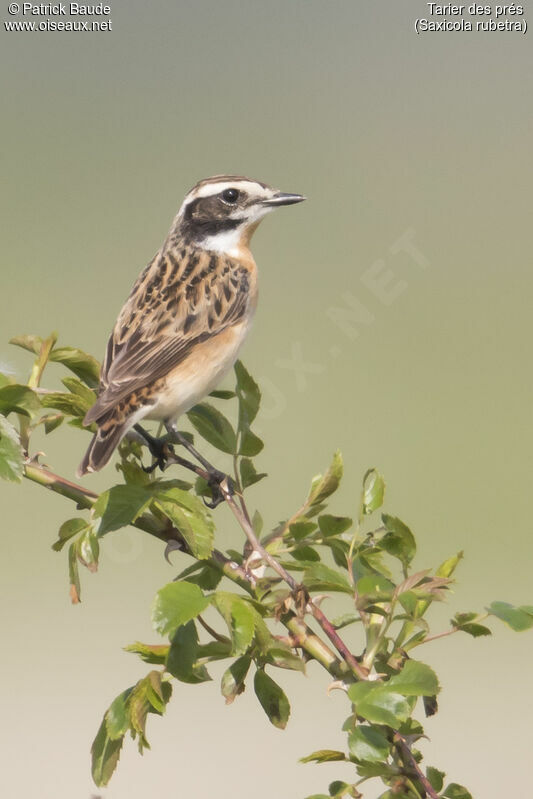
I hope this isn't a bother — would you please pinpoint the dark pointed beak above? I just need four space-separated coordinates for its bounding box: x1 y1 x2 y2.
262 192 306 207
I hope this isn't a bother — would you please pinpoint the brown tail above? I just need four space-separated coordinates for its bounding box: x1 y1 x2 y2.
77 422 128 477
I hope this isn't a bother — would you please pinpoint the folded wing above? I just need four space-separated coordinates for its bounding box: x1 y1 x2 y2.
84 249 250 424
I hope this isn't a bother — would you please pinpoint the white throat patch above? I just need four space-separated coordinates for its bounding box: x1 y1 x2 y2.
200 225 246 257
199 205 273 256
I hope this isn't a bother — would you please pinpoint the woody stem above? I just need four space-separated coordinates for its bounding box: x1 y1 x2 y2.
218 478 368 681
22 460 345 677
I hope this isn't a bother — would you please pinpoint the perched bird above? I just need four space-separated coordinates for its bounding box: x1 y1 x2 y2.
77 175 305 477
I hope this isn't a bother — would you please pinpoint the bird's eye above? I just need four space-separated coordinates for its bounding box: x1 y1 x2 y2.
221 188 240 204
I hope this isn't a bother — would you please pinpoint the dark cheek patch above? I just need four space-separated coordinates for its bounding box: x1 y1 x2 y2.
181 196 243 241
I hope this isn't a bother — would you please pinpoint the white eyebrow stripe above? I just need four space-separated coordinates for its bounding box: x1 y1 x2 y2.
191 180 266 200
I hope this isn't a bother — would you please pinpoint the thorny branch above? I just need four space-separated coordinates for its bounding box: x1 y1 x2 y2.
22 460 344 677
394 734 440 799
23 455 437 796
219 478 369 681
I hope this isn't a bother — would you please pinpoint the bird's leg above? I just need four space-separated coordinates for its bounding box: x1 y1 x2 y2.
164 421 219 473
133 424 228 507
133 423 220 487
133 424 175 473
164 421 235 507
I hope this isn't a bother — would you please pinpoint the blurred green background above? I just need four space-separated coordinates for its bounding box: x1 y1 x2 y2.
2 1 532 797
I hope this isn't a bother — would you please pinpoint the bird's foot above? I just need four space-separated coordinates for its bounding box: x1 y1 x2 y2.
142 440 175 473
203 471 235 509
164 421 235 507
134 424 175 473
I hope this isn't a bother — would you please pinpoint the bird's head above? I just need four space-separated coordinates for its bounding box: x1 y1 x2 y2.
174 175 305 255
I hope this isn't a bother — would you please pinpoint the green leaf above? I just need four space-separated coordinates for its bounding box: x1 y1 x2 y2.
304 503 327 520
356 574 396 603
155 486 214 559
452 613 492 637
9 333 43 354
328 781 351 797
0 385 41 418
126 672 171 754
248 607 275 654
458 624 492 638
240 457 267 489
128 682 149 743
436 551 464 578
487 601 533 631
32 332 58 386
117 457 154 486
43 413 64 434
386 660 440 697
318 515 352 538
398 590 419 616
398 717 425 738
325 538 351 571
67 417 90 430
152 581 211 637
221 655 251 704
361 469 385 516
263 646 306 673
126 672 169 752
300 750 346 764
77 529 99 572
197 640 232 661
347 682 411 727
376 793 410 799
68 542 81 603
381 514 416 567
166 621 211 683
252 509 263 536
62 376 97 406
287 520 318 542
91 716 124 787
51 518 89 552
442 784 473 799
93 485 152 536
187 402 236 454
348 725 390 763
452 611 476 623
40 391 88 417
254 669 290 729
124 642 169 665
209 389 236 400
426 766 445 792
0 415 24 483
145 671 172 714
177 561 222 590
414 557 462 618
403 630 429 651
332 612 361 630
149 476 195 493
307 451 343 506
303 563 353 594
355 762 399 779
49 346 101 388
291 544 320 562
226 549 245 564
239 428 264 456
355 549 393 581
105 689 133 740
215 592 256 655
235 360 261 426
